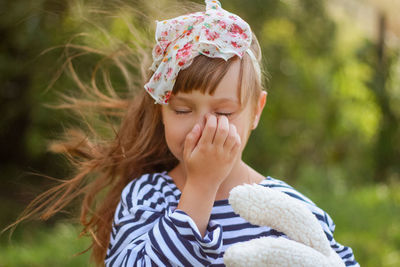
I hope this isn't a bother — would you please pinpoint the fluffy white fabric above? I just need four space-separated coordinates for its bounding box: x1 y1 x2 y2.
224 184 345 267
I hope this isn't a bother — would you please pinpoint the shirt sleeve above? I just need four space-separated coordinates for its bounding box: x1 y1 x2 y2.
105 180 223 267
322 211 360 267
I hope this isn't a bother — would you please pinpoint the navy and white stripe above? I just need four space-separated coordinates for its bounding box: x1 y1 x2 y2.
105 172 359 266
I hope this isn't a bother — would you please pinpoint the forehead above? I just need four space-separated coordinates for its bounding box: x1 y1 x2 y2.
213 58 241 99
171 57 242 103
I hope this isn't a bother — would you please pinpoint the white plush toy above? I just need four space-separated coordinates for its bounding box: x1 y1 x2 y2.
223 184 345 267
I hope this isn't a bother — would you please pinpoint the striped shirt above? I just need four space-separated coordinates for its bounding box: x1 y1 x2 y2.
105 172 359 266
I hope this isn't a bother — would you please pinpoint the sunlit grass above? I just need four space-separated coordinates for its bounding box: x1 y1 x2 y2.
0 223 92 267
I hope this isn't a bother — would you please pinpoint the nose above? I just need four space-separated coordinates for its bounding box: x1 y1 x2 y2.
196 112 210 131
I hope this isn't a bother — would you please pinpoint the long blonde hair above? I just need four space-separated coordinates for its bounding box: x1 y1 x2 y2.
6 0 265 265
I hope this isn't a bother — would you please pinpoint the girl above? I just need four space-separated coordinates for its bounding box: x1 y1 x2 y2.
10 0 358 266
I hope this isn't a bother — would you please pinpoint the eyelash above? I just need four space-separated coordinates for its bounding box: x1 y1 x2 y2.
174 110 190 115
174 110 233 117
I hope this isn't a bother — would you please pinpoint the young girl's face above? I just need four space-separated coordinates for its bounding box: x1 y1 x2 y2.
161 58 265 163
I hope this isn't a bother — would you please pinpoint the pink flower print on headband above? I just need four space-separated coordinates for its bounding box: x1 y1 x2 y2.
176 42 194 67
230 23 248 39
204 29 220 41
144 0 254 104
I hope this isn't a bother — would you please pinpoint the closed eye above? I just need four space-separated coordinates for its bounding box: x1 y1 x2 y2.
174 110 191 115
174 110 234 117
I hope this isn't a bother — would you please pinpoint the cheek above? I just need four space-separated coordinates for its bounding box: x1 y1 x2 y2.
163 116 193 157
165 123 186 143
162 109 185 141
230 114 253 149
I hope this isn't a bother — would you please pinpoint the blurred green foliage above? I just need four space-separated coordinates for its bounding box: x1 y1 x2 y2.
1 0 399 266
298 176 400 267
0 223 92 267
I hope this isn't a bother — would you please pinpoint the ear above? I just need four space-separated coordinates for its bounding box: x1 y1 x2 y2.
252 90 267 130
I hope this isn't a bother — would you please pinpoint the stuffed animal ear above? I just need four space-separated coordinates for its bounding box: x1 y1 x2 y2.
224 236 333 267
228 184 331 256
225 184 345 267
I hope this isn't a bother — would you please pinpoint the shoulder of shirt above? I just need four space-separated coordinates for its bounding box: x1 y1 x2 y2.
119 172 178 210
260 176 316 206
260 176 335 232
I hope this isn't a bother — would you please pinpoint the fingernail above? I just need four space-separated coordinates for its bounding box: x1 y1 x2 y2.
193 124 200 132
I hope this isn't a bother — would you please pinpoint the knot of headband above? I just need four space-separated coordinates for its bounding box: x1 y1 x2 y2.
144 0 260 104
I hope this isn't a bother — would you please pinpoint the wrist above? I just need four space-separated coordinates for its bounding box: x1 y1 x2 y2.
184 176 221 195
177 178 218 237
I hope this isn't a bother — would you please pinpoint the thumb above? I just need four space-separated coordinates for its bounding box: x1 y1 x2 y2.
183 124 201 159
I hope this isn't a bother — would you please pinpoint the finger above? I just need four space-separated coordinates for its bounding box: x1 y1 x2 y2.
198 114 217 145
224 123 237 150
183 124 201 159
213 115 229 146
230 132 242 155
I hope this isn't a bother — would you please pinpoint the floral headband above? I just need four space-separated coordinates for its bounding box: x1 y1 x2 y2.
144 0 261 104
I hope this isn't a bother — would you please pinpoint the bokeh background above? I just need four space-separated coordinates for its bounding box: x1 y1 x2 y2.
1 0 399 266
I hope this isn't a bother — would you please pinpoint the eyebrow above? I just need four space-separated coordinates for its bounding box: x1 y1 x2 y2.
171 95 239 104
